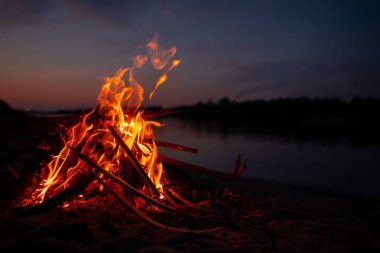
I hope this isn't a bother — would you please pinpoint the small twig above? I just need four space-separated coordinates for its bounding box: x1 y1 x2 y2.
161 191 181 209
167 188 212 215
158 154 242 180
7 166 19 179
107 125 159 196
68 146 175 212
155 140 198 153
234 153 247 176
167 188 194 207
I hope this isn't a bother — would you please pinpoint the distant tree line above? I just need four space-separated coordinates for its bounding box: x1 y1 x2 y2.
165 97 380 145
170 97 380 122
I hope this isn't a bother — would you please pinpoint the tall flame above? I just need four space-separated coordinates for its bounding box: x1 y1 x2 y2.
20 36 180 207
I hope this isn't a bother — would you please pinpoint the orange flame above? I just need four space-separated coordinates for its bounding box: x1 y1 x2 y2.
149 59 181 100
20 36 179 207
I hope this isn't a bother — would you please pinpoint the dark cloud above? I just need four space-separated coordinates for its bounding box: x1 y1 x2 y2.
1 0 380 109
223 60 380 100
171 0 245 17
62 0 151 25
0 0 164 26
0 0 56 25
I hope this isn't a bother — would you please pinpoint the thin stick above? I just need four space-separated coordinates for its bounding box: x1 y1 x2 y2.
68 146 175 212
7 166 19 179
89 170 221 233
158 154 239 180
155 140 198 153
167 188 194 207
161 191 181 209
107 125 159 196
167 188 212 215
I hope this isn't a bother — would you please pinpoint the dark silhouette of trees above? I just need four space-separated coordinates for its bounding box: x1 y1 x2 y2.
169 97 380 145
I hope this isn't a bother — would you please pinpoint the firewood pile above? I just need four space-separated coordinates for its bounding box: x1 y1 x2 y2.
5 36 247 233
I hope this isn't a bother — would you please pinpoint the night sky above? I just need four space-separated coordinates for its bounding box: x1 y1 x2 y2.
0 0 379 110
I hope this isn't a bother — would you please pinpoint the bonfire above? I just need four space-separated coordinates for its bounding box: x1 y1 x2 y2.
14 36 247 232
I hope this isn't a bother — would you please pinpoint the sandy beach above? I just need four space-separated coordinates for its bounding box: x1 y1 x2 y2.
1 171 379 253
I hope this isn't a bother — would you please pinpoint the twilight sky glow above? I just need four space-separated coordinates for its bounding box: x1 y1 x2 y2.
0 0 379 110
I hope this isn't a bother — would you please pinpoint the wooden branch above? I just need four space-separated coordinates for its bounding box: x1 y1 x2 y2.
7 166 19 179
166 188 211 214
16 174 94 214
158 154 241 181
167 188 194 207
89 169 222 233
107 125 159 196
155 140 198 153
68 146 175 212
161 191 181 209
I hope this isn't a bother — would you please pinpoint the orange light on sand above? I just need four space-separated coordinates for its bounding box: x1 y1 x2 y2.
20 35 180 207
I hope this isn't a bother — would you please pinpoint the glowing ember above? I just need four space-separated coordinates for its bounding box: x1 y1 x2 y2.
19 36 180 208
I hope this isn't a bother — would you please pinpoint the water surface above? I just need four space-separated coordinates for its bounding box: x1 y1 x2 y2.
156 118 380 198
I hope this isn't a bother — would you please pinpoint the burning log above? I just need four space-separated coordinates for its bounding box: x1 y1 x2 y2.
68 146 175 212
16 174 95 214
108 125 159 196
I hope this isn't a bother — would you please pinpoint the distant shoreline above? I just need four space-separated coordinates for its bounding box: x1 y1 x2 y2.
19 96 380 119
165 97 380 145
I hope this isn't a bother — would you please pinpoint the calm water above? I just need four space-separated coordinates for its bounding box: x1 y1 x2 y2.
155 118 380 199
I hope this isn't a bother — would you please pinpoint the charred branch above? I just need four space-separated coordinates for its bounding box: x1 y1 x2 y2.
107 125 159 196
68 146 175 212
155 140 198 153
158 154 245 181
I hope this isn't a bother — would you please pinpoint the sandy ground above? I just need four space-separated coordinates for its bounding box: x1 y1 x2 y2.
0 173 379 252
